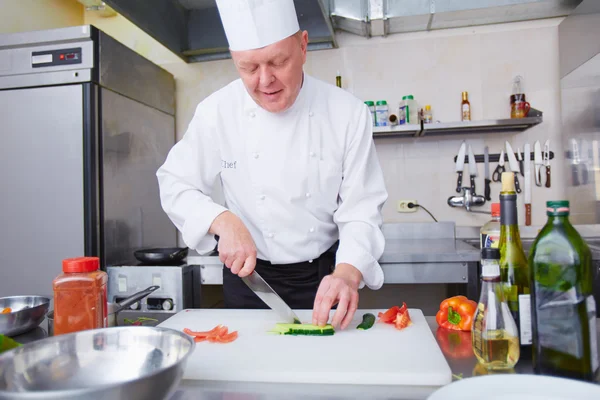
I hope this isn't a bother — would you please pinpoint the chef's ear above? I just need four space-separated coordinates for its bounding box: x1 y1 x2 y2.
298 30 309 58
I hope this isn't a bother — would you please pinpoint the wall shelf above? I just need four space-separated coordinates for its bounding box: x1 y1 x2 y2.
373 108 543 139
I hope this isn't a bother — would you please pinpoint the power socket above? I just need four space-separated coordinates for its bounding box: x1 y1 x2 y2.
397 199 417 213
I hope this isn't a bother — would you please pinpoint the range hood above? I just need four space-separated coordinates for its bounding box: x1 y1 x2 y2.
102 0 582 63
102 0 336 63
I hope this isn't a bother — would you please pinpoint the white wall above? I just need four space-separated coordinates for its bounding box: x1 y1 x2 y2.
85 11 566 228
0 0 83 34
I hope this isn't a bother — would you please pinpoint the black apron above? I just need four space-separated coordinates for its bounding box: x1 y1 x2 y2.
221 241 338 309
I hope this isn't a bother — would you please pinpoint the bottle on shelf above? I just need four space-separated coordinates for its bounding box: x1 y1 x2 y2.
336 71 342 88
529 200 599 381
499 172 532 359
461 91 471 121
480 203 501 249
472 247 520 370
423 105 433 124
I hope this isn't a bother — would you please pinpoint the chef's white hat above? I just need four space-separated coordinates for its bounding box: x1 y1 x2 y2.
216 0 300 51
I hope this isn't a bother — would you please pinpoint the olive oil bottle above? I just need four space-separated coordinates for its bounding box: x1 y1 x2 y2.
529 201 599 381
499 172 532 359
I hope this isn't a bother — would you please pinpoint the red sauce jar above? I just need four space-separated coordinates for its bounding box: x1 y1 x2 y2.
52 257 107 335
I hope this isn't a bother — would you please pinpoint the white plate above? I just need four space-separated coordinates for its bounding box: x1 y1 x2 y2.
427 374 600 400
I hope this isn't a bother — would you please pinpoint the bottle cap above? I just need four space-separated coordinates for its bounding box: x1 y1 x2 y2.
491 203 500 217
546 200 570 216
364 101 374 106
481 247 500 260
402 95 414 100
376 100 387 105
63 257 99 273
425 105 431 111
501 172 515 192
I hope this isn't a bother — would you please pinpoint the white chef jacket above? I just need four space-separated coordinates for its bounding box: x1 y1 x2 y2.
156 74 388 289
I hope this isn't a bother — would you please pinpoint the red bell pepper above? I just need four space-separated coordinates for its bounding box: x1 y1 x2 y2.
436 295 477 331
378 303 412 330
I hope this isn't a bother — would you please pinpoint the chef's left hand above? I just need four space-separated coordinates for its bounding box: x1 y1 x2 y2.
312 263 362 330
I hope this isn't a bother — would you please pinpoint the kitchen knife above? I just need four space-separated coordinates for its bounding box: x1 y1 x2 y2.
468 145 477 195
242 271 301 324
505 142 522 193
524 143 531 226
571 139 581 187
455 141 467 193
544 139 552 188
534 141 543 187
517 148 524 177
484 146 491 201
581 139 589 185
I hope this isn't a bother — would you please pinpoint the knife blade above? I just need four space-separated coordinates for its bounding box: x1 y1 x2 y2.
534 141 543 187
455 141 467 193
484 146 491 201
544 139 551 188
505 142 522 193
242 271 301 324
468 145 477 195
517 147 524 177
524 143 531 226
571 139 581 187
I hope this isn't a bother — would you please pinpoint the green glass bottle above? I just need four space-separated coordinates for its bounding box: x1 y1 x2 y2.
529 200 599 381
499 172 532 359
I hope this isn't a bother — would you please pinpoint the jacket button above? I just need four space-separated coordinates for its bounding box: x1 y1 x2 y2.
309 111 314 117
259 194 265 200
309 151 316 157
249 111 256 118
309 227 315 233
305 192 311 198
253 153 259 159
267 233 274 238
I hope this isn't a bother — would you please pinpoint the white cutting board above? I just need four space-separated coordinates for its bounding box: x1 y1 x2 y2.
159 308 452 386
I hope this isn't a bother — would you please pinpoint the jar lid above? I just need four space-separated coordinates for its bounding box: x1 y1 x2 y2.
402 95 414 100
376 100 387 105
425 105 431 110
63 257 99 273
364 101 375 106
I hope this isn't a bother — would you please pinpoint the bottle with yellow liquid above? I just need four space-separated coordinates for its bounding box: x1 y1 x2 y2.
472 247 520 370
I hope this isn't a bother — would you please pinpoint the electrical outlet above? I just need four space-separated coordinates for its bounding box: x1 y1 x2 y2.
397 199 417 213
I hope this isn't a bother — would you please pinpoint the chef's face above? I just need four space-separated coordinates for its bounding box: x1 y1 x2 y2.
231 30 308 113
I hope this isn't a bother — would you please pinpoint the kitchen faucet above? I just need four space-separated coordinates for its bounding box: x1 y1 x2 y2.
447 187 490 214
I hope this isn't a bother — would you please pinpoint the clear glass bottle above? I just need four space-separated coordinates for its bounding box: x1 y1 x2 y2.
480 203 500 249
423 105 433 124
472 247 520 370
529 200 599 381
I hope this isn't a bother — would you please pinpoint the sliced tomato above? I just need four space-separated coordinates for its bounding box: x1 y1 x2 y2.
378 306 399 323
395 308 413 330
194 336 207 343
184 325 223 337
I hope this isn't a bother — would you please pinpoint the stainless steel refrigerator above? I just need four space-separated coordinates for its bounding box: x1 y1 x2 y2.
0 25 177 297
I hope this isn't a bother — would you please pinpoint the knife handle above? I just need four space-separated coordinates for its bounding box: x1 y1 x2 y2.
485 178 492 201
470 176 476 195
514 173 522 193
546 166 551 188
456 171 463 193
525 204 531 226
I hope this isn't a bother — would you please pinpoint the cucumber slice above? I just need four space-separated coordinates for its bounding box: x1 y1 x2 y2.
357 313 376 330
269 323 335 336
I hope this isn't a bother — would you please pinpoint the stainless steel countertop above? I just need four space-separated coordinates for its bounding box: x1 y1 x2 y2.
11 316 600 400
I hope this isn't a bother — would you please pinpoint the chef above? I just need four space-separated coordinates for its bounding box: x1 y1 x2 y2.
156 0 388 330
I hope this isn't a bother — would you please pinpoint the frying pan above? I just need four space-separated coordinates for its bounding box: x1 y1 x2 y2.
134 247 188 265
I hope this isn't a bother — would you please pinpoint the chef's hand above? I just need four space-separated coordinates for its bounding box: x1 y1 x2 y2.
312 263 362 330
209 211 257 278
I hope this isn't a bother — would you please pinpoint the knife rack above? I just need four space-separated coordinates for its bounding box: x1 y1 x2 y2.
453 151 555 164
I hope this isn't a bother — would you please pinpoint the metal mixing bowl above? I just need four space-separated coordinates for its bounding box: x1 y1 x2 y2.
0 326 195 400
0 296 50 336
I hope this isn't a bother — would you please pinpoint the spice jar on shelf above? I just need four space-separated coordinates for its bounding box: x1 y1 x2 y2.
423 105 433 124
52 257 108 336
365 101 376 126
375 100 389 127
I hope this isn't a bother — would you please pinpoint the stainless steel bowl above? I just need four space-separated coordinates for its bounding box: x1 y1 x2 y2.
0 326 195 400
0 296 50 337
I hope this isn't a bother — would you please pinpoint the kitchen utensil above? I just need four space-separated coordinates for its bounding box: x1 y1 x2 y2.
580 139 590 186
242 271 301 324
0 296 50 337
427 374 600 400
455 141 467 193
534 140 543 186
134 247 188 265
0 326 194 400
47 286 159 336
467 145 477 195
516 147 524 176
159 308 452 386
544 139 552 188
484 146 491 201
524 143 532 226
492 150 506 182
571 139 582 186
505 142 522 193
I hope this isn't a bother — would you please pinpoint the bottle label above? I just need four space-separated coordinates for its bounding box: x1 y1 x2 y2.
587 295 598 372
462 104 470 120
480 232 500 249
518 294 532 345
